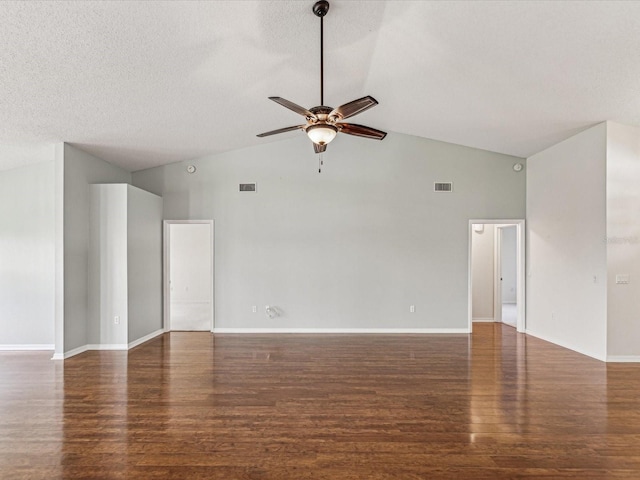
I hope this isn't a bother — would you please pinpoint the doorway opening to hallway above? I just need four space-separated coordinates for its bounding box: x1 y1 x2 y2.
468 220 525 333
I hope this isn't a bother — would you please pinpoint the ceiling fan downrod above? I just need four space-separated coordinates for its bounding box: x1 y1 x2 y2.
313 0 330 106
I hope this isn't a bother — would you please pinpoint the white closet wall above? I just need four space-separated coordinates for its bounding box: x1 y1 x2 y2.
89 184 163 347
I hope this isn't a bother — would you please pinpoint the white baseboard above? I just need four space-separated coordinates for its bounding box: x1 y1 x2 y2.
472 317 495 323
58 331 164 360
62 344 89 359
87 344 128 351
0 344 54 351
525 329 607 362
607 355 640 363
213 328 470 334
128 329 164 349
62 344 126 359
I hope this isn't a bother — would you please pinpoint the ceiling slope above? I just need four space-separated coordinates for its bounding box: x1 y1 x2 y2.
0 1 639 171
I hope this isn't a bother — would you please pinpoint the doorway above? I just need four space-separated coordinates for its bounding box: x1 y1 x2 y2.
468 220 525 333
163 220 214 331
497 225 518 327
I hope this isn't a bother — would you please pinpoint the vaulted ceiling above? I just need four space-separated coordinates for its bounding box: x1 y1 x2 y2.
1 1 640 172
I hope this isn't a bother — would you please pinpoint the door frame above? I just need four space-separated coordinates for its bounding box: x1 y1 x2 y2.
468 219 525 333
163 220 215 332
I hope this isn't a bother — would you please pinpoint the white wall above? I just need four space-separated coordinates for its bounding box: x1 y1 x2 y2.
500 225 517 304
88 184 129 346
0 159 56 347
127 185 163 343
61 145 131 353
526 123 607 360
88 184 163 347
606 122 640 359
133 132 525 331
471 226 495 321
54 144 64 356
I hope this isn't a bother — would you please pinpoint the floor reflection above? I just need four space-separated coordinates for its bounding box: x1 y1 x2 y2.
471 323 612 469
62 350 128 477
0 351 64 477
3 326 640 477
471 323 531 435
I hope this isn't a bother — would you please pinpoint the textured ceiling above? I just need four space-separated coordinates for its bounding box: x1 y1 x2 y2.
1 1 640 172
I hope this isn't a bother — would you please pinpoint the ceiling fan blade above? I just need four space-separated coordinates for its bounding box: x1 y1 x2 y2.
269 97 316 119
313 143 327 154
339 123 387 140
330 96 378 120
256 125 305 137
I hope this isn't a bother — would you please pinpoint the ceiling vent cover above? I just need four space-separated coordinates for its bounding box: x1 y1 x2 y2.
434 182 453 192
239 183 256 192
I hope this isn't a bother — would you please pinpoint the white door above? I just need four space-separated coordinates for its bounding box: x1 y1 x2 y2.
167 222 213 331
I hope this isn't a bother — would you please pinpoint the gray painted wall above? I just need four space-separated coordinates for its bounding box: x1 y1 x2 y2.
133 132 525 330
0 159 56 346
471 226 495 320
62 145 131 352
526 123 608 360
127 185 163 343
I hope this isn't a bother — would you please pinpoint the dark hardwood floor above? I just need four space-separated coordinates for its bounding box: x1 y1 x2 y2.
2 323 640 479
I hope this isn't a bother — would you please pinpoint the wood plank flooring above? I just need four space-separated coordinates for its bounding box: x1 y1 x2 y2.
2 323 640 479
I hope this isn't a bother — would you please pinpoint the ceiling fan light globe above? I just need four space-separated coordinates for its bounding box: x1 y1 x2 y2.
307 124 337 145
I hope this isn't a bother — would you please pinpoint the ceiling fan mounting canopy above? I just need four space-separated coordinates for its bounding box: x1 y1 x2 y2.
312 0 330 17
257 0 387 153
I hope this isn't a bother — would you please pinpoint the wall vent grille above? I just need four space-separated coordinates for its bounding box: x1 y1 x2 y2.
239 183 256 192
434 182 453 192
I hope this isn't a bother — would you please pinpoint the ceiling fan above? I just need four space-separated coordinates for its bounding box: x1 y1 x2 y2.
257 0 387 155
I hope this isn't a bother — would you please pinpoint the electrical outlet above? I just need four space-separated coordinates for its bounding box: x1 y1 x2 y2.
114 316 120 325
616 274 630 284
409 305 415 313
252 306 257 313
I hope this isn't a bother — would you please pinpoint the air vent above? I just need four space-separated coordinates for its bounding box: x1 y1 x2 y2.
434 182 453 192
239 183 256 192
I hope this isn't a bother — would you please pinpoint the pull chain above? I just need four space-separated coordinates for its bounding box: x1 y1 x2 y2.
318 152 324 173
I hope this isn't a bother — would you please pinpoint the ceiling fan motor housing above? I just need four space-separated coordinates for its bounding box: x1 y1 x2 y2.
309 106 335 122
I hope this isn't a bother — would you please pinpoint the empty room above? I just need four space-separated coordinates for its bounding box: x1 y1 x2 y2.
1 1 640 478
